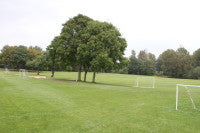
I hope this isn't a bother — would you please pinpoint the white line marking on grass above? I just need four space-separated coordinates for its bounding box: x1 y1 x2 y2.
0 112 65 119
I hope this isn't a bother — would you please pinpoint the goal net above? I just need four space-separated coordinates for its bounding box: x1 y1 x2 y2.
134 77 155 88
4 67 9 73
176 84 200 110
19 69 28 78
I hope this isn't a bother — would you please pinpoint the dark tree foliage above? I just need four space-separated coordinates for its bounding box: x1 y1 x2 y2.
160 49 179 77
190 66 200 79
128 50 156 75
176 47 192 78
49 14 127 82
86 21 127 82
47 36 65 77
13 45 30 69
156 56 162 72
0 45 17 68
192 48 200 67
26 52 48 75
159 47 192 78
128 56 142 74
0 45 43 70
58 14 93 81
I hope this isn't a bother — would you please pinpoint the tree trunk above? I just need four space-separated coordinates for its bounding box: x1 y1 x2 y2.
77 65 81 81
84 71 87 82
37 69 40 75
51 63 55 77
92 71 96 83
51 70 55 77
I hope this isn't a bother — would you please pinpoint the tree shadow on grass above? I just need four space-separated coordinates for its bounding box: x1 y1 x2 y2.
94 82 133 88
47 77 133 88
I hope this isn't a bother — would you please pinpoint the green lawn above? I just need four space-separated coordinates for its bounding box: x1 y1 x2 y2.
0 71 200 133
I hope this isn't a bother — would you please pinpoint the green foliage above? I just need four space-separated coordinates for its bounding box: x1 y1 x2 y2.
26 52 48 74
192 48 200 67
56 14 94 80
140 60 156 75
190 66 200 79
160 48 192 78
160 49 179 77
28 46 42 60
128 50 156 75
86 21 127 72
156 56 162 72
0 45 43 69
0 45 17 68
59 14 93 67
49 14 127 81
47 36 65 72
13 45 30 69
128 56 142 74
176 47 192 78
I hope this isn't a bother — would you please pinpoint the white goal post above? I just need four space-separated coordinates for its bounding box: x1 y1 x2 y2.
4 68 9 73
176 84 200 110
134 77 155 88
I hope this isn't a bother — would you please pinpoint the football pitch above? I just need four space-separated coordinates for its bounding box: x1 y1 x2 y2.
0 71 200 133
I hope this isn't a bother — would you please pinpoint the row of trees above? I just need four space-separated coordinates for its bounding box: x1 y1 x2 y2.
158 48 200 79
0 45 42 69
0 14 127 82
125 47 200 79
0 14 199 80
1 45 199 80
0 44 68 74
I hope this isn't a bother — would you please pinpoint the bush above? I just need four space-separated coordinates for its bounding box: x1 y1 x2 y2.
190 67 200 79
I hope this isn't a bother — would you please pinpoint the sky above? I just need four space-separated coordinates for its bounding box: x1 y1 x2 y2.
0 0 200 57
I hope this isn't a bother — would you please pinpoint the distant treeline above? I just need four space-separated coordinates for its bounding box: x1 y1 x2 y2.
1 45 199 80
122 48 200 79
0 45 74 72
0 14 200 81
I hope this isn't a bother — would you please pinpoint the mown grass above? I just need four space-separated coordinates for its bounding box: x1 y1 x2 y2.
0 70 200 133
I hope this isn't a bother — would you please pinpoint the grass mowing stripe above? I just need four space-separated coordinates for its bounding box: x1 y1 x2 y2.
1 71 200 133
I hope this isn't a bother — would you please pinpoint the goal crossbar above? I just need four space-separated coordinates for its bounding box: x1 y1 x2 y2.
134 77 155 88
176 84 200 110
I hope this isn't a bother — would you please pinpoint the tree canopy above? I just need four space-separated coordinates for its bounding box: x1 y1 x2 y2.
128 50 156 75
49 14 127 82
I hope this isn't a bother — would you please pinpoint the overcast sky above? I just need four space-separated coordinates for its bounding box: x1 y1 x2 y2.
0 0 200 57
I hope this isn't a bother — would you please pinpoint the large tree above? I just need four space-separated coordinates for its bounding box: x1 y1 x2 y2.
128 50 142 74
0 45 17 68
58 14 93 81
85 20 127 82
47 36 64 77
51 14 127 82
13 45 30 69
192 48 200 67
0 45 30 69
26 52 48 75
160 49 178 77
160 48 192 78
128 50 156 75
176 47 192 78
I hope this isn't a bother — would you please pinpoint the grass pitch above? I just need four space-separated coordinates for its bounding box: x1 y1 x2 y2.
0 71 200 133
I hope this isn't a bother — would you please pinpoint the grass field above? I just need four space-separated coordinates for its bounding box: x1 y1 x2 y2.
0 70 200 133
